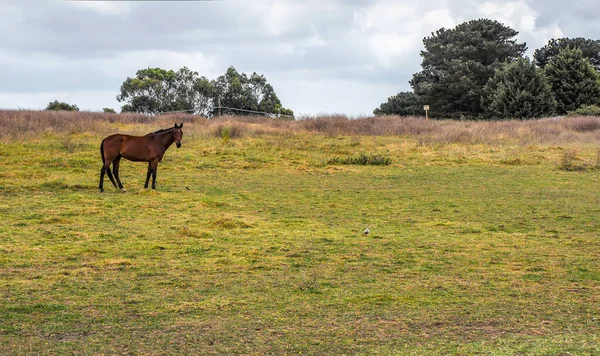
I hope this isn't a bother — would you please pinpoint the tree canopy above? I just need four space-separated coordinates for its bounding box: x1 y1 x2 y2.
410 19 527 118
373 92 422 116
481 58 556 120
544 47 600 114
117 67 212 115
210 66 293 117
117 66 292 117
534 37 600 72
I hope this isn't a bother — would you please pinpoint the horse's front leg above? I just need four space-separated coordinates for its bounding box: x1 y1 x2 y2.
144 162 152 189
150 160 159 189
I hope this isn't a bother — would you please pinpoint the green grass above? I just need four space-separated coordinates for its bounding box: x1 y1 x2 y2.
1 128 600 355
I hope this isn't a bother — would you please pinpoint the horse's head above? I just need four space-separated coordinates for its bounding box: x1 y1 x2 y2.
173 123 183 148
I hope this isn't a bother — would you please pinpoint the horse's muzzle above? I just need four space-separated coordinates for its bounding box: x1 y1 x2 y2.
176 143 181 148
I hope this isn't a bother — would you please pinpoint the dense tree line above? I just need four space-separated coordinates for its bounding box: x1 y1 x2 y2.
117 66 293 118
47 66 294 118
375 19 600 120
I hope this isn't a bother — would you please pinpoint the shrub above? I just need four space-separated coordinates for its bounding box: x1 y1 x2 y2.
374 92 423 116
327 153 392 166
45 100 79 111
567 105 600 116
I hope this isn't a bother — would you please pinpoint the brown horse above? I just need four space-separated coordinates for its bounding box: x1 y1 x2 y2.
99 123 183 192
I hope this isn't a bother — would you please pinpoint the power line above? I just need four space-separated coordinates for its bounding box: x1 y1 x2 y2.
156 106 294 118
219 106 294 118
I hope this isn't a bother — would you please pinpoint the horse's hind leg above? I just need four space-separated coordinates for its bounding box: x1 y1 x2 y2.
112 156 126 192
99 165 106 192
99 162 117 192
105 162 118 190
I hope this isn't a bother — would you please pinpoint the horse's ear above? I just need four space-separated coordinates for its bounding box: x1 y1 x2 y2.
180 123 183 128
174 123 178 128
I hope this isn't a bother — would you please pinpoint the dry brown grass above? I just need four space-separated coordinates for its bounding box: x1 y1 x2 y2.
0 110 202 140
2 110 600 147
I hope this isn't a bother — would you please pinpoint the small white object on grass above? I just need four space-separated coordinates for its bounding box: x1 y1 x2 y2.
363 227 370 235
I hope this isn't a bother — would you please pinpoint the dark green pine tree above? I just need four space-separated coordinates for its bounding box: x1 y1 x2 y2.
410 19 527 119
544 47 600 114
482 58 556 120
373 92 422 116
534 37 600 72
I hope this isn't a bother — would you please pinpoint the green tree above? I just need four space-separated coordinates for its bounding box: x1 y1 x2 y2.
45 100 79 111
481 58 556 120
210 66 293 117
373 92 422 116
410 19 527 118
117 67 213 115
534 38 600 71
103 108 116 113
544 47 600 114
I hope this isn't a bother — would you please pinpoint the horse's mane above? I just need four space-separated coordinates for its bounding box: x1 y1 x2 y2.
151 127 174 134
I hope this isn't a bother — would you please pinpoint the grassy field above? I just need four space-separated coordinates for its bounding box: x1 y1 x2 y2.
1 111 600 355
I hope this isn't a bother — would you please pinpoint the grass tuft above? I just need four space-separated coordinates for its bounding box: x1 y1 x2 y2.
327 153 392 166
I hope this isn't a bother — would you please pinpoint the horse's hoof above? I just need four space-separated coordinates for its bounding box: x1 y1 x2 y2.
120 188 127 192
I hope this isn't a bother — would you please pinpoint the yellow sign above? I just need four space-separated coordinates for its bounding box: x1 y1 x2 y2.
423 105 430 111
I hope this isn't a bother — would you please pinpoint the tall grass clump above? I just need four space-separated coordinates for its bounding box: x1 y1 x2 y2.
327 153 392 166
557 149 580 171
562 116 600 132
212 123 245 141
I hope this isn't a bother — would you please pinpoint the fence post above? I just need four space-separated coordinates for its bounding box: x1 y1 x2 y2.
218 98 222 117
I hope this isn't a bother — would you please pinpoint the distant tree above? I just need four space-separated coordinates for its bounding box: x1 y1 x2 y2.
373 92 422 116
210 66 293 117
410 19 527 118
481 58 556 120
544 47 600 114
45 100 79 111
103 108 116 113
117 67 213 115
534 37 600 71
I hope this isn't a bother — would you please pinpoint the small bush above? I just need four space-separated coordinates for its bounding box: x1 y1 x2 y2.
213 123 244 142
567 105 600 117
328 153 392 166
46 100 79 111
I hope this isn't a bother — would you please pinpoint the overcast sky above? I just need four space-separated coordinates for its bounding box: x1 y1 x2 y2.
0 0 597 116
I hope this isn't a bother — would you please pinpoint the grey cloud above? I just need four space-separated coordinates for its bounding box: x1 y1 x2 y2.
526 0 600 34
4 0 600 114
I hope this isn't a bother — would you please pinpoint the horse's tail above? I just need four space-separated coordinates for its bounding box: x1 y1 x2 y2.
100 137 118 189
100 138 106 165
